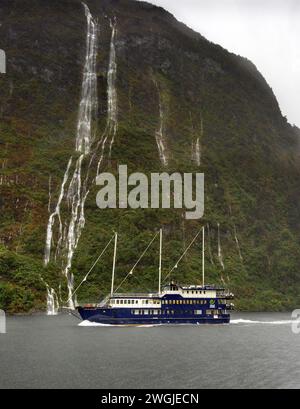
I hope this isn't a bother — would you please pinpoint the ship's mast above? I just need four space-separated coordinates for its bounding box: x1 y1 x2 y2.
110 232 118 297
202 226 205 287
158 228 162 295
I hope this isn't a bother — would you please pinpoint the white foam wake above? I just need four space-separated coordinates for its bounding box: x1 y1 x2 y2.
231 319 293 325
79 320 114 327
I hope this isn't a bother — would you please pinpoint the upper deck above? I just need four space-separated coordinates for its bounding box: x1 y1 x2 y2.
101 283 234 309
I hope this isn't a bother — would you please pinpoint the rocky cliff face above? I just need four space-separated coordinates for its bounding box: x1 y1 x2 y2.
1 0 300 312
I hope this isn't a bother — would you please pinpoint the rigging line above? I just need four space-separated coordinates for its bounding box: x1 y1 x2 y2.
67 234 115 303
163 229 202 283
113 231 159 294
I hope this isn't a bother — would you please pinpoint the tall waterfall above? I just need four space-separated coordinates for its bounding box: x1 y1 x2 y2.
76 3 99 155
97 18 118 174
44 3 99 309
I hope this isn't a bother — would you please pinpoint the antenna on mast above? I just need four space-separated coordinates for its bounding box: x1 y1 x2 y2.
110 232 118 297
202 226 205 287
158 228 162 295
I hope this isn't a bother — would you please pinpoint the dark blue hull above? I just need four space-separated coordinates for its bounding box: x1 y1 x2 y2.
77 307 230 325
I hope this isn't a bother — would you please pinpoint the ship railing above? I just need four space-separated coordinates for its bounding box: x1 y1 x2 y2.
112 292 160 298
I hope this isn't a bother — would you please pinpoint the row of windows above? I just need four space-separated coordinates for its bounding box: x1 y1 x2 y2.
183 290 206 295
132 309 227 316
162 299 208 305
111 299 226 306
111 299 160 305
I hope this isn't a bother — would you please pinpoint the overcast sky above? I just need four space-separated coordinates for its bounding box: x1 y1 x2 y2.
139 0 300 127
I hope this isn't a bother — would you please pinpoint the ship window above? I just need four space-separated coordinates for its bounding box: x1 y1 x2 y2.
120 300 123 304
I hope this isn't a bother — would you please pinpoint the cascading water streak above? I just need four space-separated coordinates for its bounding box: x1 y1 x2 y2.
44 3 99 309
76 3 99 155
44 158 72 266
217 223 225 271
155 95 168 167
97 18 118 175
233 224 243 261
191 115 203 166
151 79 168 167
47 287 59 316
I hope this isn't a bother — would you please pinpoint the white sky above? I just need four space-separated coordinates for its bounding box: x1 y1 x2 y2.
139 0 300 127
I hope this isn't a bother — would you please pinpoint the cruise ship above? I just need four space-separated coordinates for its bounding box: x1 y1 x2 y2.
76 228 234 325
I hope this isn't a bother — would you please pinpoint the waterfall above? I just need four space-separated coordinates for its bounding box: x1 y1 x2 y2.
64 155 85 309
44 158 72 266
191 115 203 166
76 2 98 155
233 224 243 261
151 76 169 167
48 176 52 213
97 18 118 174
44 3 99 309
107 19 118 158
47 287 59 316
155 94 168 167
217 223 225 270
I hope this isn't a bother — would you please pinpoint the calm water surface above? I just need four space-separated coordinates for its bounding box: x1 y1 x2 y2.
0 312 299 389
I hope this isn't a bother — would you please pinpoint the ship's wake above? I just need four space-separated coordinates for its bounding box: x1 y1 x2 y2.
231 319 293 325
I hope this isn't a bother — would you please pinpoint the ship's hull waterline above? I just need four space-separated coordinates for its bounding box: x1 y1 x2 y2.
77 307 231 326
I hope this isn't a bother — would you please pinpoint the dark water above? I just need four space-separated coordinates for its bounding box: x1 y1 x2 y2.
0 312 299 389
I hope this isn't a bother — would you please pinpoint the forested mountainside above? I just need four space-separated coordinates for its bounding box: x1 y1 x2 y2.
1 0 300 312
